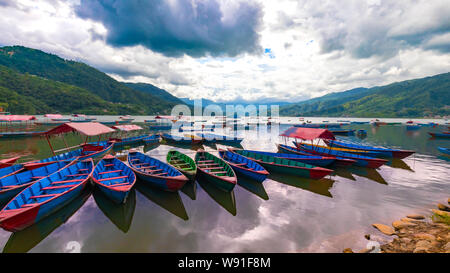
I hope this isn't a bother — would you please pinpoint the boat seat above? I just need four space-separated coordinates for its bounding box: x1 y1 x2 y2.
30 193 58 199
51 179 84 184
66 173 89 177
21 203 38 208
209 171 227 174
201 167 223 170
78 168 89 171
31 176 45 179
135 163 150 166
153 172 168 176
104 164 114 167
98 176 128 182
42 184 74 190
109 182 130 187
99 170 122 175
197 160 215 163
147 169 163 173
138 166 157 169
130 158 140 161
233 163 247 166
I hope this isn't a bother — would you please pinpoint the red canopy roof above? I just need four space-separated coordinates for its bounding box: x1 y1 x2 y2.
280 127 336 140
0 115 36 121
44 122 115 136
111 124 143 131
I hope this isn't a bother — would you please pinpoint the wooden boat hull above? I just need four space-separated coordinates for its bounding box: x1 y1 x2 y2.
295 143 387 169
429 132 450 138
92 156 136 204
128 151 188 192
162 134 203 145
277 144 355 167
0 160 74 204
142 134 161 145
0 160 94 232
325 139 414 159
218 150 268 183
0 157 20 169
167 150 197 181
232 149 332 179
438 147 450 156
0 164 24 180
195 150 236 192
273 145 335 166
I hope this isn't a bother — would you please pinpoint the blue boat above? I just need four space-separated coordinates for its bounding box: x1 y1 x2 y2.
148 124 172 130
92 155 136 204
245 147 335 167
429 132 450 138
161 133 203 145
295 142 388 168
196 133 243 144
438 147 450 156
324 139 415 159
350 121 370 124
127 151 188 192
406 125 421 130
0 160 75 204
0 159 94 232
110 135 148 147
218 149 268 183
23 142 113 170
279 144 356 167
0 165 24 179
142 134 161 145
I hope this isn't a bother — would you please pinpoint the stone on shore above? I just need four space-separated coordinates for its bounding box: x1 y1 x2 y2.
414 233 435 241
343 248 353 253
364 234 371 240
413 240 433 253
372 223 395 235
437 203 450 212
432 209 449 217
406 214 425 220
392 220 416 230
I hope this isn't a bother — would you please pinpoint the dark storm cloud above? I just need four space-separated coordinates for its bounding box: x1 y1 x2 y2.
75 0 263 58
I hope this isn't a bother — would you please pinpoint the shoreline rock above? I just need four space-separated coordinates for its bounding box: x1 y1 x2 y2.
345 201 450 253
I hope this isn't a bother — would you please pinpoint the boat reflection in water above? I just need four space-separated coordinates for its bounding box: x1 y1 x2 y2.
136 181 188 221
349 166 387 185
93 188 136 233
180 179 197 200
2 187 92 253
386 158 414 172
143 142 160 153
332 167 356 181
197 176 237 216
236 177 269 201
268 173 335 198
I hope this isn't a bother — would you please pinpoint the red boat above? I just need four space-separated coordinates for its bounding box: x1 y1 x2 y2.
0 157 20 169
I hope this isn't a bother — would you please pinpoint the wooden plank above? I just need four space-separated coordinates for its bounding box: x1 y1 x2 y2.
98 176 128 182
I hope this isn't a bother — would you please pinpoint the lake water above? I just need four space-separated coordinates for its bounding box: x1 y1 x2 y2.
0 117 449 252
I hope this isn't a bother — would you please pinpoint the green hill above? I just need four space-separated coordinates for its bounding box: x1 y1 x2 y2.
280 73 450 118
0 65 138 114
0 46 182 114
123 82 184 104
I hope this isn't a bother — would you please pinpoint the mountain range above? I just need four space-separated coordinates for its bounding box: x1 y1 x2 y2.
0 45 448 118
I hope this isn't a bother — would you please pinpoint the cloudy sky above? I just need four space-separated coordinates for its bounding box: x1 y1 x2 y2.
0 0 449 103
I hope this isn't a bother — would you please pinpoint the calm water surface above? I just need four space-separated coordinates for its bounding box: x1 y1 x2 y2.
0 118 449 252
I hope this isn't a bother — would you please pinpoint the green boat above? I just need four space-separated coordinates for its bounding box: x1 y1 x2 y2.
231 149 332 180
166 150 197 181
195 150 236 192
